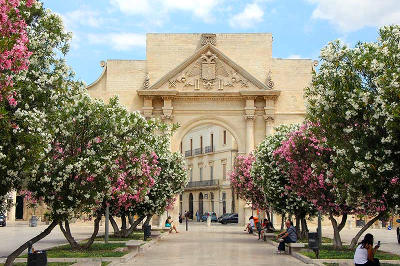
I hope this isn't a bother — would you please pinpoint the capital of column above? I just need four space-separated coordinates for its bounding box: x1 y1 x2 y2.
264 115 274 124
143 96 154 118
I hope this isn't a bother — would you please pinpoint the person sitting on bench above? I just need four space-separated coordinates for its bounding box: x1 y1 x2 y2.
165 216 178 233
276 220 297 253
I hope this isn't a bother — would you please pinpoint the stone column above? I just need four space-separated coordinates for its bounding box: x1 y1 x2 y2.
264 96 277 136
142 96 154 118
244 97 256 153
161 96 174 121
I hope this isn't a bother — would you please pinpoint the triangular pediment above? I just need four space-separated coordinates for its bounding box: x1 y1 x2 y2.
147 44 270 91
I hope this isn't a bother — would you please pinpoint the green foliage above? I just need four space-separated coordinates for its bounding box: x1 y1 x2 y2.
252 124 316 217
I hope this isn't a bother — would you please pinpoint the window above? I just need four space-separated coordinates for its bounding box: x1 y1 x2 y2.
190 139 193 156
200 136 203 153
222 164 226 180
190 168 193 182
180 141 183 154
210 133 214 152
199 167 203 181
210 166 213 180
223 130 226 145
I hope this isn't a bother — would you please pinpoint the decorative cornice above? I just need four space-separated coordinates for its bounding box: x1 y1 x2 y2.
137 89 281 99
87 61 107 89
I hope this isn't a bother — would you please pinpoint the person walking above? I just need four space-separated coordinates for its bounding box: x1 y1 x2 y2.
196 210 200 222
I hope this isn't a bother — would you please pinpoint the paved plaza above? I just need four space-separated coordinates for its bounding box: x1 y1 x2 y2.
125 223 307 266
0 221 105 257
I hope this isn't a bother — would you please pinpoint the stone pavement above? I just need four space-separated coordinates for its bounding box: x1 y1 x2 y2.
319 226 400 256
123 223 307 266
0 221 105 257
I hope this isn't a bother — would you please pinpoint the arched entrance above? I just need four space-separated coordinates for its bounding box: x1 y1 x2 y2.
189 193 193 219
199 192 204 216
87 34 314 224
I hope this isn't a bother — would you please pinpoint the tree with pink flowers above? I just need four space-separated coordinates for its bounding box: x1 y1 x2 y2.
0 0 35 207
274 123 387 248
230 154 268 211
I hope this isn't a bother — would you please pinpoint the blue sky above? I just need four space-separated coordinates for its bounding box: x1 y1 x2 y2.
44 0 400 85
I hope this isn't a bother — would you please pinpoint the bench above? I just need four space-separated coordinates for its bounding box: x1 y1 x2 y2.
263 233 275 241
151 231 162 238
285 243 305 254
126 240 144 253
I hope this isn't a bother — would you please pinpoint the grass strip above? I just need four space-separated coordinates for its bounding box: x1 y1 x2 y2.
20 243 128 258
301 245 400 260
95 232 144 241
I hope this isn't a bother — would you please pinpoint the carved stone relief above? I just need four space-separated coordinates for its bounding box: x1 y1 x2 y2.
201 33 216 46
265 70 274 89
168 50 249 90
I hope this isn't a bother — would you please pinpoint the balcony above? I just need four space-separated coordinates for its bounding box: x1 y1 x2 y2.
185 150 192 157
204 146 215 153
194 148 203 155
185 179 219 190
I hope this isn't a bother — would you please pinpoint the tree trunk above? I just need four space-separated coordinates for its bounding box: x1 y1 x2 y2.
295 214 300 238
128 214 134 226
123 215 146 237
83 212 102 249
143 214 152 226
109 216 120 236
59 212 102 250
265 210 271 221
5 221 58 266
338 214 348 232
280 214 285 230
329 212 343 248
300 216 309 239
121 215 127 230
349 213 384 249
59 221 80 249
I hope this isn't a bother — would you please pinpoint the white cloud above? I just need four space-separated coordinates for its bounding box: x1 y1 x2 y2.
229 2 264 29
309 0 400 32
88 33 146 51
110 0 222 23
287 54 303 59
63 8 103 29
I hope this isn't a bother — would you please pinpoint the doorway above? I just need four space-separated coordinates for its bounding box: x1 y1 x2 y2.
15 195 24 220
189 193 193 219
199 192 204 216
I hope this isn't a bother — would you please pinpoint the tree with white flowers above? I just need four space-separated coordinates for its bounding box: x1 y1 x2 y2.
252 124 317 237
305 25 400 248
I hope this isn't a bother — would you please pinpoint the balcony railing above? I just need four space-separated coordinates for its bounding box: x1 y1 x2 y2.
186 179 219 188
185 150 192 157
194 148 203 155
204 146 215 153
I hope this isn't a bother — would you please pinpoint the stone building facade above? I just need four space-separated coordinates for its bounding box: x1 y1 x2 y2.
87 33 315 224
179 124 238 219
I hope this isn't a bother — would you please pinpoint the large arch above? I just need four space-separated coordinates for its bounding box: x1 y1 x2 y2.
87 34 314 224
171 116 244 154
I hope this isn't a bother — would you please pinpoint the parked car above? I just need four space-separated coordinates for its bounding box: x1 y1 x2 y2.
217 213 232 223
0 213 6 227
219 213 238 224
201 212 217 222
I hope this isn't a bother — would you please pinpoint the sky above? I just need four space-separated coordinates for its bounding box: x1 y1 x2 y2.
43 0 400 85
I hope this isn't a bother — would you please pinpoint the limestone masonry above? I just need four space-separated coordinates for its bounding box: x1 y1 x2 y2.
87 33 315 224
